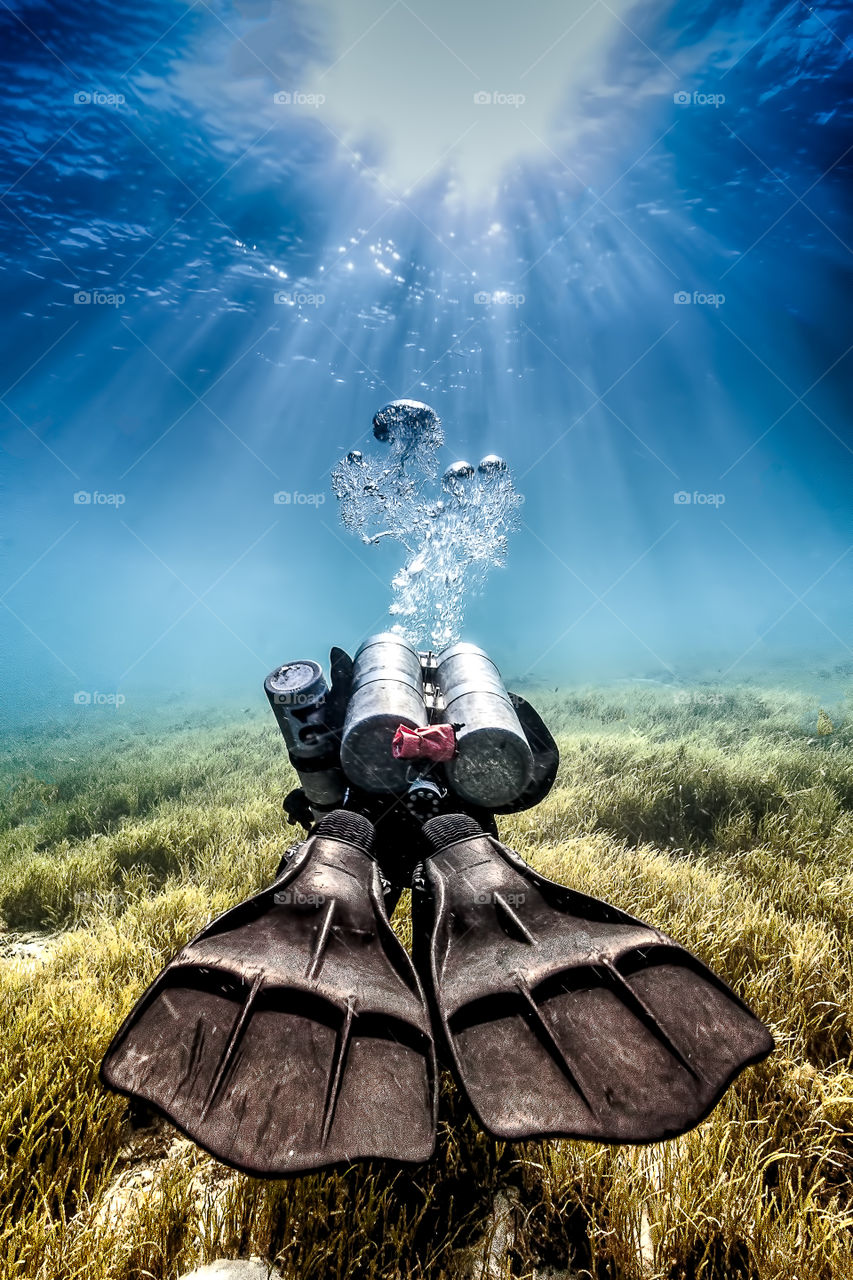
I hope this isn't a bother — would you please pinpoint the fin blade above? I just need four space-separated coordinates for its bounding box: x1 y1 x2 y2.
321 996 355 1146
416 815 773 1144
101 814 437 1174
305 898 336 982
598 957 706 1084
200 970 264 1120
513 974 595 1114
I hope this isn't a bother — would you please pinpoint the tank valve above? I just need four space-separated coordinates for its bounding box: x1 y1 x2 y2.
405 775 445 821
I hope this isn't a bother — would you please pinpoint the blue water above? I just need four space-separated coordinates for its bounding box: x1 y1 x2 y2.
1 0 852 727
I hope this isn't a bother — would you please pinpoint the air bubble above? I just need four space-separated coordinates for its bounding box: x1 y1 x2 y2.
332 402 522 647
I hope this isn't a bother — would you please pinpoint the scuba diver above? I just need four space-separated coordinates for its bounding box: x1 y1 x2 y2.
100 404 773 1177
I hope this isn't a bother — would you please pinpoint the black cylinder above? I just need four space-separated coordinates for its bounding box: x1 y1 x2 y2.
265 660 346 809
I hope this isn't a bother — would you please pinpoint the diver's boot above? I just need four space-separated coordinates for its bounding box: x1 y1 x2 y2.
101 811 437 1175
412 814 773 1144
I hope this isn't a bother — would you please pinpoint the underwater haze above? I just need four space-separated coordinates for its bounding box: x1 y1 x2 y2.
2 0 853 728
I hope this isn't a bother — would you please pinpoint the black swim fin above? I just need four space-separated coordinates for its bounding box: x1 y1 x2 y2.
100 811 437 1175
413 815 773 1145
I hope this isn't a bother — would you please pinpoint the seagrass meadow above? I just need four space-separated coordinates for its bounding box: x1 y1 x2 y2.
1 680 852 1280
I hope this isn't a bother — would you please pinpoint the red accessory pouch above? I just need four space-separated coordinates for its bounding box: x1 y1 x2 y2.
391 723 457 762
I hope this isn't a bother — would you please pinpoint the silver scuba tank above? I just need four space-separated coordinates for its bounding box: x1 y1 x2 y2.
434 642 534 807
340 633 429 793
